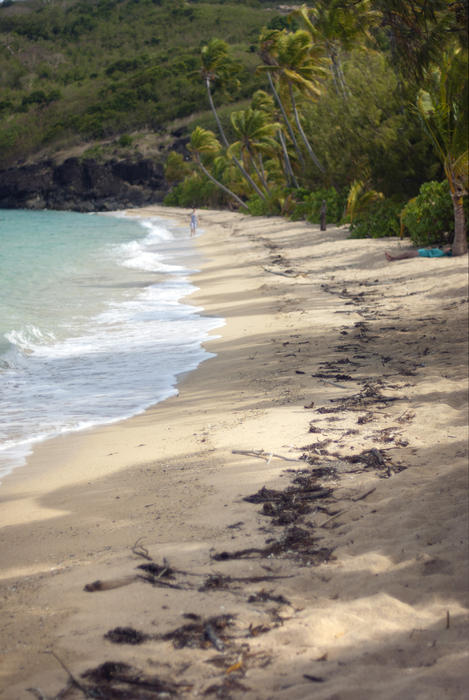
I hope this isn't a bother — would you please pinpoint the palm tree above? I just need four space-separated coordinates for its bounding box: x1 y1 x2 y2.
293 1 379 99
227 108 280 194
189 126 248 211
258 28 327 173
199 38 267 201
373 0 462 82
416 47 468 255
346 179 383 223
250 89 299 188
199 38 239 149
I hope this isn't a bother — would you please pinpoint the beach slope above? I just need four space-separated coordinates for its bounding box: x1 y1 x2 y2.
0 208 468 699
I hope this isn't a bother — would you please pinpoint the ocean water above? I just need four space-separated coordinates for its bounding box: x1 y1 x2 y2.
0 208 223 482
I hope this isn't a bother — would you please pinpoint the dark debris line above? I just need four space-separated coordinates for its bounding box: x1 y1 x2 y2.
49 274 420 699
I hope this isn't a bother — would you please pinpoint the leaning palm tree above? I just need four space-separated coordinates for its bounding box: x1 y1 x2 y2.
293 1 379 99
251 89 299 188
199 38 239 149
199 38 267 201
416 47 468 256
258 28 328 173
189 126 248 211
373 0 461 83
227 108 281 194
251 89 275 115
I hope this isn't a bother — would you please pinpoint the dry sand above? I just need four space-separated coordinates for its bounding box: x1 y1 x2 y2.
0 207 468 699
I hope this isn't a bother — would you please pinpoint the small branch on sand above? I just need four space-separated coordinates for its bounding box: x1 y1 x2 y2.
262 266 299 278
320 510 347 528
352 487 376 502
131 537 152 560
232 449 302 463
46 651 91 698
318 378 353 389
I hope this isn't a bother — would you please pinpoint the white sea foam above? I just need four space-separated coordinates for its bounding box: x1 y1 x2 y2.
0 211 223 482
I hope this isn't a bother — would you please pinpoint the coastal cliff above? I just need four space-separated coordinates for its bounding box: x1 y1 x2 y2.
0 157 168 212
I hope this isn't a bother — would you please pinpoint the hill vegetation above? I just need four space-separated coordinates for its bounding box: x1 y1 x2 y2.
0 0 287 162
0 0 467 252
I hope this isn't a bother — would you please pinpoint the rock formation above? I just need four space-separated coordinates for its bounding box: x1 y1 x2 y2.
0 157 168 211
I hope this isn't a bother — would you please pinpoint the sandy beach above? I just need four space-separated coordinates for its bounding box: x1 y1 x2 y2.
0 207 468 699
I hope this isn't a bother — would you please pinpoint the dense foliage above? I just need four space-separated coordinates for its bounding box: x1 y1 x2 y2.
0 0 285 162
0 0 468 250
165 1 467 251
401 180 468 247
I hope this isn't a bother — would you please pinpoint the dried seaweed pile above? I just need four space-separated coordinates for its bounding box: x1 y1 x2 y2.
40 272 423 700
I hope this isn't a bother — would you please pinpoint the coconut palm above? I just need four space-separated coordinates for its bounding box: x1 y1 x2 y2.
416 47 468 255
251 90 275 115
250 90 299 188
189 126 248 210
199 38 267 201
227 108 280 194
373 0 462 82
293 1 379 98
258 28 327 173
346 179 383 223
199 38 239 149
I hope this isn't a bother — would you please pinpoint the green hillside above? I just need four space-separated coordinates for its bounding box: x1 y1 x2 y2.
1 1 467 253
0 0 291 164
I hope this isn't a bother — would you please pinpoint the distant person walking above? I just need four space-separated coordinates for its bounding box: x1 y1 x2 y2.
190 208 198 237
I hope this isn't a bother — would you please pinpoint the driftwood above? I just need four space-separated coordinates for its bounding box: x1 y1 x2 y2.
352 487 376 502
84 575 138 592
262 265 299 278
131 537 152 560
232 448 301 464
46 651 93 698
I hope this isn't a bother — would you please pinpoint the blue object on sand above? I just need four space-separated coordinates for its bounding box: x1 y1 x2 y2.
418 248 447 257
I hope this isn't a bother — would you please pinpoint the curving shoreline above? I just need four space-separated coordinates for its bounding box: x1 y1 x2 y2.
0 208 467 699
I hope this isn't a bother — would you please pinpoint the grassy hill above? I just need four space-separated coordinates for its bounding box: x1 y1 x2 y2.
0 0 294 166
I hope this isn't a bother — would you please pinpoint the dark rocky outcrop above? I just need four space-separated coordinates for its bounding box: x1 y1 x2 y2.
0 157 168 212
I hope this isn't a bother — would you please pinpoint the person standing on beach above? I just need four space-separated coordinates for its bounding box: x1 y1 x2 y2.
190 208 198 237
320 199 327 231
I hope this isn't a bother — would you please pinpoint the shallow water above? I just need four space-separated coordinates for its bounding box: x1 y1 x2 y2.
0 209 223 481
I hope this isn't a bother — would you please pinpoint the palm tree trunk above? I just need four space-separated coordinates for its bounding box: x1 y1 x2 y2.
278 128 299 188
288 81 325 173
232 153 267 200
328 45 349 99
451 192 468 256
206 77 230 149
267 71 305 169
205 78 267 200
247 147 271 194
195 154 248 210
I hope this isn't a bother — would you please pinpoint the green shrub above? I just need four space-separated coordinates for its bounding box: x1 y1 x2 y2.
164 151 191 185
349 198 401 239
290 187 346 224
246 194 269 216
163 173 227 208
400 180 455 246
118 134 133 147
246 192 282 217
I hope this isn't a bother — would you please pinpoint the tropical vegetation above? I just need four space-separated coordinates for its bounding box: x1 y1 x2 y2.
1 0 467 252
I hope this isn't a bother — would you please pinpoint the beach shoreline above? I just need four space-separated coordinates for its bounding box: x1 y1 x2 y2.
0 207 468 699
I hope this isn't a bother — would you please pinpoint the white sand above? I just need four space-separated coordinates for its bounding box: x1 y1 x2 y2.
0 207 467 699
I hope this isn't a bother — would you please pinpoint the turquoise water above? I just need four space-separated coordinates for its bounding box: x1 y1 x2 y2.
0 209 223 480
